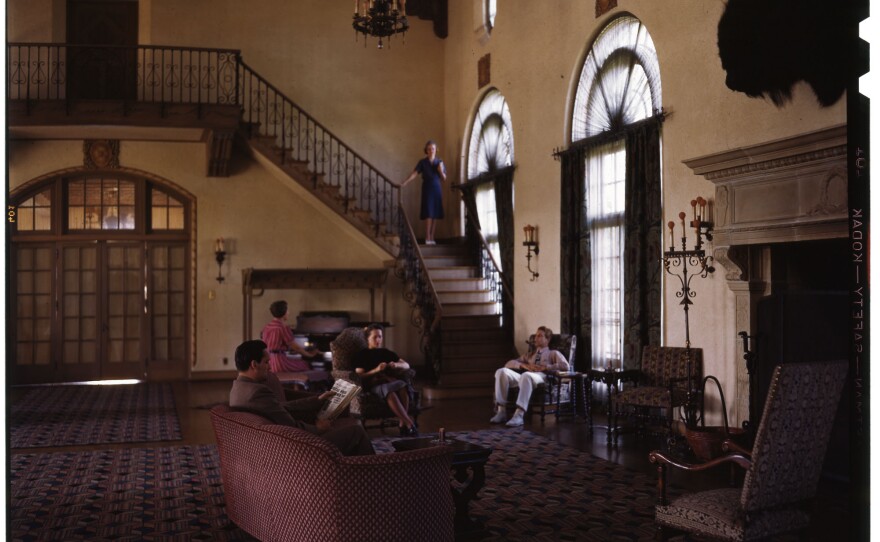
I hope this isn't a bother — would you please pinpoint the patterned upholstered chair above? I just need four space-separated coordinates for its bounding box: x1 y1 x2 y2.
612 345 702 444
506 333 577 422
648 360 847 541
210 405 455 542
330 327 421 429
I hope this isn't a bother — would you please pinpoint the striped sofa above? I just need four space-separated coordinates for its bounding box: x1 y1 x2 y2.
210 405 455 542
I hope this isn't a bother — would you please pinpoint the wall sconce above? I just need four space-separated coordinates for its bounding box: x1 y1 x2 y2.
214 237 227 283
523 224 539 281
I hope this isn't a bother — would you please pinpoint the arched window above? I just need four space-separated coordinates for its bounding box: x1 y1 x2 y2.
561 15 663 372
465 88 514 270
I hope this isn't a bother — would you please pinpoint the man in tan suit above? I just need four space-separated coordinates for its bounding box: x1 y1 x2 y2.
230 340 375 456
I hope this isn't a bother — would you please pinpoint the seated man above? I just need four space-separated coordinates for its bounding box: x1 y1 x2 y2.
489 326 569 427
230 339 375 456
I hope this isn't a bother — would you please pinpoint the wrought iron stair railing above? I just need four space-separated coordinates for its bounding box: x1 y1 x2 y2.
463 210 513 328
237 60 399 241
394 210 443 380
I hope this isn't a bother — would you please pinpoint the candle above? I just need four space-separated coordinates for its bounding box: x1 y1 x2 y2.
355 0 358 14
217 237 225 253
668 221 675 247
698 197 707 221
690 199 697 224
439 427 446 442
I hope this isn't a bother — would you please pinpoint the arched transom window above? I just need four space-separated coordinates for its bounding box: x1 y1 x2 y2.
572 15 661 140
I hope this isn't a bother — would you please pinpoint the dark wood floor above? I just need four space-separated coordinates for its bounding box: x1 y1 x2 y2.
10 379 855 540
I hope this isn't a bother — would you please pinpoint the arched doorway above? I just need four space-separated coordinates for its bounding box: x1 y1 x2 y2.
9 170 194 383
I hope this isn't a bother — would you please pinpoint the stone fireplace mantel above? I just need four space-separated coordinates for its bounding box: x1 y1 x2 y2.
682 124 847 426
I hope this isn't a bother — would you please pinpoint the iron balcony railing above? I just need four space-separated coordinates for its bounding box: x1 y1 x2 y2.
7 43 240 105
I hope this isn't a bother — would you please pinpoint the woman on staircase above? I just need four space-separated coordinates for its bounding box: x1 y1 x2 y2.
401 140 446 245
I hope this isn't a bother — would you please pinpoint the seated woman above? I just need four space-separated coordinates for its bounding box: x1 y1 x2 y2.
261 300 318 373
353 324 418 436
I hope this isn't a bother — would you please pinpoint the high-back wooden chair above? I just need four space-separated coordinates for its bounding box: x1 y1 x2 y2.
648 360 847 541
612 345 702 443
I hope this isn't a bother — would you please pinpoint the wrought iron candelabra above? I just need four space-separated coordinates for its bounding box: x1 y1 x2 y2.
662 197 715 427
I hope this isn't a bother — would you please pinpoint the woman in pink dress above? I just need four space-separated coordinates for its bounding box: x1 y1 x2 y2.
261 300 316 373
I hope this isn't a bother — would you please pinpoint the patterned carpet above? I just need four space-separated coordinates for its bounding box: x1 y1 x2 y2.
10 430 677 541
10 384 182 448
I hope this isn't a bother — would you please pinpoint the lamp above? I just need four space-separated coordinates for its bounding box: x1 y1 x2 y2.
523 224 539 281
214 237 227 283
661 196 714 427
353 0 409 49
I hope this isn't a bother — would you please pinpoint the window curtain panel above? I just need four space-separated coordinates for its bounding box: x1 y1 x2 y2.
559 147 590 372
492 167 515 286
456 181 483 266
622 120 662 367
559 116 663 372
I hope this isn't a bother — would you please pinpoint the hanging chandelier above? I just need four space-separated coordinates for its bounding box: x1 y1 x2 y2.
353 0 409 49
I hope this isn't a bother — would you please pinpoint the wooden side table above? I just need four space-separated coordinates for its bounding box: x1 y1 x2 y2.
585 368 639 444
392 436 493 536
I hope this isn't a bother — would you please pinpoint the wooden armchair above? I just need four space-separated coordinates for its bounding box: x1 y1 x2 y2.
329 327 421 430
612 345 702 444
648 360 847 541
506 333 577 422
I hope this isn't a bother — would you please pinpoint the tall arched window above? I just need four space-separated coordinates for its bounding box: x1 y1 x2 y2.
465 88 514 270
560 15 663 372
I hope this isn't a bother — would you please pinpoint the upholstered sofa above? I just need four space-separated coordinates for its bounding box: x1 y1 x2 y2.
210 405 454 542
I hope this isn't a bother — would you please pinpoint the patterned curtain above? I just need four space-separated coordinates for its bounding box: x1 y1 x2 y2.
559 146 590 373
493 168 515 286
622 119 663 366
456 181 482 265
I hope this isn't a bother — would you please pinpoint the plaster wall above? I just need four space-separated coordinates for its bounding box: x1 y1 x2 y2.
442 1 846 422
7 139 422 373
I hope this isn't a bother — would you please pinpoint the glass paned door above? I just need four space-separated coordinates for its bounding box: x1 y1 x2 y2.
60 244 100 381
13 245 55 383
104 243 145 379
149 243 188 377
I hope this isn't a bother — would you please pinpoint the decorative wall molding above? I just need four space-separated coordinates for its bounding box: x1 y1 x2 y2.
84 139 120 169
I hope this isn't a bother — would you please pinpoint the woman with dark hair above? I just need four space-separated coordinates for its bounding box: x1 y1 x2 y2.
261 300 317 373
401 140 446 245
353 324 418 436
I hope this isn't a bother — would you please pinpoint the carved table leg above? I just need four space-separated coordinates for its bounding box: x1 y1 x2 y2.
451 462 488 535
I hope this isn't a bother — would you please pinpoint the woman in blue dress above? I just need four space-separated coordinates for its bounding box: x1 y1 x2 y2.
402 140 446 245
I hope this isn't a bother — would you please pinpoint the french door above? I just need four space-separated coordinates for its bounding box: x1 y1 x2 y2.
13 240 189 384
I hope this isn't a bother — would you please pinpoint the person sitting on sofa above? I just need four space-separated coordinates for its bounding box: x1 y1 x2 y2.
230 339 375 456
353 324 419 437
489 326 569 427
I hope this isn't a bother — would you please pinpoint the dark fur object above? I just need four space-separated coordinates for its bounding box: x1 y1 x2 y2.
717 0 849 107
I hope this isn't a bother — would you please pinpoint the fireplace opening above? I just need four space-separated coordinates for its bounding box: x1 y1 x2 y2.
754 238 849 482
